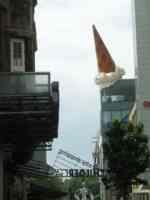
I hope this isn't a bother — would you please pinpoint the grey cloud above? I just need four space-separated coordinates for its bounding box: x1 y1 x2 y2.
38 43 90 61
37 0 90 13
35 0 134 164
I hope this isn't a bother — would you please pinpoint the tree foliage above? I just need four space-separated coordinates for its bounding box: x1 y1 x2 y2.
64 177 100 200
31 175 66 193
103 120 150 200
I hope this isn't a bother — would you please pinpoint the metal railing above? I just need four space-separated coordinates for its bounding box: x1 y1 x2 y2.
0 72 50 96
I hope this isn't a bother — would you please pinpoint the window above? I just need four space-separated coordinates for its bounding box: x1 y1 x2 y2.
111 95 125 102
102 95 126 103
111 111 121 121
121 110 128 119
102 96 111 103
10 39 25 72
103 111 111 124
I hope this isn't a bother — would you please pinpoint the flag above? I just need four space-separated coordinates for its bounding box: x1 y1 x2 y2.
92 25 115 73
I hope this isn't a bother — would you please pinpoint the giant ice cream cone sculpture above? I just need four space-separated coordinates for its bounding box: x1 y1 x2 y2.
92 25 125 88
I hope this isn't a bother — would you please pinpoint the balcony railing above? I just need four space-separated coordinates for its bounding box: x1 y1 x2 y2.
0 72 51 97
0 72 59 164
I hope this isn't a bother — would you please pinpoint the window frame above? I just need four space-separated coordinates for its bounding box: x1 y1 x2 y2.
10 38 25 72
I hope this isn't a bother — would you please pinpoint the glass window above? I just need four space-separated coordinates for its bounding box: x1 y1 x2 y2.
117 95 125 102
121 110 128 119
10 39 25 72
14 42 22 59
111 96 118 102
103 111 111 124
102 96 111 103
111 111 121 121
111 95 125 102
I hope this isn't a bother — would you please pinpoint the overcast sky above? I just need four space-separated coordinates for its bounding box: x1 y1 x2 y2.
35 0 135 165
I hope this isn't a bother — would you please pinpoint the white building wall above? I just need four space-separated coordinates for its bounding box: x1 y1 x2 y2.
133 0 150 140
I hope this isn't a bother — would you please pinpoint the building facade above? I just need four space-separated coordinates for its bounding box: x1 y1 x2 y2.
101 79 135 139
0 1 60 200
94 79 135 200
132 0 150 141
0 0 37 72
132 0 150 184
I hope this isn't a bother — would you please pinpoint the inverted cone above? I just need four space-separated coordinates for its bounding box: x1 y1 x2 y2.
92 25 115 73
